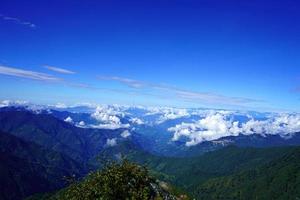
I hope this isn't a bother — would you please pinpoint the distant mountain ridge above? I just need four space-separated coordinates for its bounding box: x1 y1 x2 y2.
0 109 127 164
1 106 300 158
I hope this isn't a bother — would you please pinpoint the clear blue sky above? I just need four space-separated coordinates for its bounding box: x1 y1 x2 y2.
0 0 300 111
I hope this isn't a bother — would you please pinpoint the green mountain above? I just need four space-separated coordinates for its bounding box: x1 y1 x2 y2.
101 141 300 198
195 147 300 200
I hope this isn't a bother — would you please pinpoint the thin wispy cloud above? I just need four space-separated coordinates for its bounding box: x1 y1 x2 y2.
174 89 263 105
0 65 92 90
98 76 144 88
98 76 263 107
44 65 76 74
0 14 36 28
0 65 137 96
0 65 61 82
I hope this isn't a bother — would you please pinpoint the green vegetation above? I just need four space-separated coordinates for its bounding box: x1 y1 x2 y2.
102 142 300 199
48 159 186 200
102 141 298 197
195 147 300 200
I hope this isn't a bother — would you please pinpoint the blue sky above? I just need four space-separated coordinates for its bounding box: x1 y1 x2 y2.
0 0 300 111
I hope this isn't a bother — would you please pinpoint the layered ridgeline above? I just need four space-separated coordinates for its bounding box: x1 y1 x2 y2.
0 108 128 165
0 106 300 199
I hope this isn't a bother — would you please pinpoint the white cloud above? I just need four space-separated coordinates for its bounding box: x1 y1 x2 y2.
92 106 122 123
0 100 10 107
121 130 131 138
0 100 28 107
79 121 85 126
241 114 300 136
0 65 61 82
91 106 129 129
168 112 300 146
44 65 75 74
64 116 73 124
169 112 239 146
158 108 190 123
129 117 144 125
106 138 117 147
54 103 67 109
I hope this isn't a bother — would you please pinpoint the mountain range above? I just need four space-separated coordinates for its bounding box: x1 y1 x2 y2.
0 103 300 199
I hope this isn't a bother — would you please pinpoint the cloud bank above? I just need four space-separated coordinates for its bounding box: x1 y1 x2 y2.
168 111 300 146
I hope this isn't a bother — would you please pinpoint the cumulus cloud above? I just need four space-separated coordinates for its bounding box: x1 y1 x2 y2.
158 108 190 123
64 116 74 124
91 106 130 129
121 130 131 138
92 106 122 123
241 114 300 136
1 14 36 28
44 65 75 74
168 111 300 146
169 112 239 146
106 138 117 147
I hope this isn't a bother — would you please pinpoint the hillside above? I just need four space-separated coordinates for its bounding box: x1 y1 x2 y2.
0 131 85 200
100 141 298 197
0 110 125 165
195 147 300 200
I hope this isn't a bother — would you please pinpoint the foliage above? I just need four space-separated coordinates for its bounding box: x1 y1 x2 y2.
50 159 161 200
